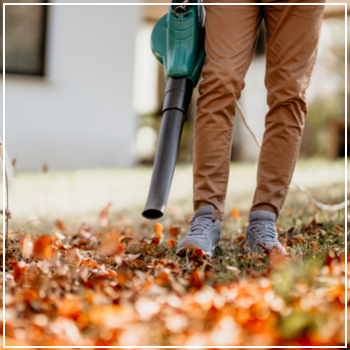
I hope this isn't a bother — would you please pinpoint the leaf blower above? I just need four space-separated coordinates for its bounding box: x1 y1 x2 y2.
142 0 206 220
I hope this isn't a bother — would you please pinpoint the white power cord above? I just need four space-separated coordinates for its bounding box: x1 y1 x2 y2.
236 102 349 212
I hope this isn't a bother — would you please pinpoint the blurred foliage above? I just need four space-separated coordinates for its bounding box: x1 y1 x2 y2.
301 18 346 157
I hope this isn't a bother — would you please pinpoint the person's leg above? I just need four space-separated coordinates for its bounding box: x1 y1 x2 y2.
193 2 263 221
250 1 325 221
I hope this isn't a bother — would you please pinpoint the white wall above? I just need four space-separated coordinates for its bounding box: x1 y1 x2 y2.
1 3 141 171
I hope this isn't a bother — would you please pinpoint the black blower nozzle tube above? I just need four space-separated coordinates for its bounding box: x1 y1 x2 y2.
142 77 193 220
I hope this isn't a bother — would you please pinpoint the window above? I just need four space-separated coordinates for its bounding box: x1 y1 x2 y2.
0 0 47 76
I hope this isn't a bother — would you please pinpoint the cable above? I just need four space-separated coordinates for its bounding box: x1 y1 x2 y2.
236 102 349 212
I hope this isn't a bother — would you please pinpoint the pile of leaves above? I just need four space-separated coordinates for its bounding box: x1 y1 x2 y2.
1 207 347 346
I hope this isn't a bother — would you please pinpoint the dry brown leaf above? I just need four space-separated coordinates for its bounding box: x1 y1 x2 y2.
78 223 94 239
98 232 125 256
293 235 304 243
65 248 82 266
233 234 246 244
191 247 204 260
169 227 180 238
20 233 33 259
99 203 112 227
225 265 240 275
151 236 160 247
116 261 133 286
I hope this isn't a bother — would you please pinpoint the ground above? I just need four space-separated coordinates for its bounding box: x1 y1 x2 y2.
1 157 347 346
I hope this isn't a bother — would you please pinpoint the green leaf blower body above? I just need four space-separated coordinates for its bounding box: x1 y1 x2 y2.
142 1 206 220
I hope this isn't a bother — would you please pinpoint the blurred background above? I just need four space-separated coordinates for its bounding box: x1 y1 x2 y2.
0 0 347 232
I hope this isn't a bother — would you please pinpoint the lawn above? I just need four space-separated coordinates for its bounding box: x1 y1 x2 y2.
1 157 347 346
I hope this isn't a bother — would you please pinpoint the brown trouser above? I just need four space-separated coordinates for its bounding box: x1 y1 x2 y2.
193 1 325 221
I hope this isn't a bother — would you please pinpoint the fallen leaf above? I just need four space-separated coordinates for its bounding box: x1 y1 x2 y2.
20 233 33 259
116 261 133 286
309 242 318 250
58 296 82 318
154 223 164 238
11 260 27 283
80 258 98 269
55 220 67 232
191 247 204 259
33 235 53 260
78 223 94 239
189 270 204 290
225 265 240 275
334 226 343 232
293 235 304 244
156 270 171 286
99 203 112 227
233 234 246 244
231 208 240 219
151 236 160 247
167 240 177 249
65 248 82 266
169 227 180 238
98 232 125 256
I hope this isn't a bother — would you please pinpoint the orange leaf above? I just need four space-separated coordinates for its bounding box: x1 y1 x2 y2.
11 260 27 283
192 246 204 259
189 270 204 290
231 208 240 219
98 232 125 256
151 236 160 247
154 223 164 238
33 236 53 260
58 296 82 318
107 270 117 278
99 203 112 227
156 270 171 285
310 242 318 250
116 261 133 286
55 220 67 232
80 258 98 268
169 227 180 238
167 240 177 249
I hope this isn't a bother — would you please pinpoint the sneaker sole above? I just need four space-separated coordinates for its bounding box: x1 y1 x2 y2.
176 242 214 258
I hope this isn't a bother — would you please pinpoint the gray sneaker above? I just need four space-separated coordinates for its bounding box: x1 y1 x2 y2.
246 210 287 254
176 205 221 257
